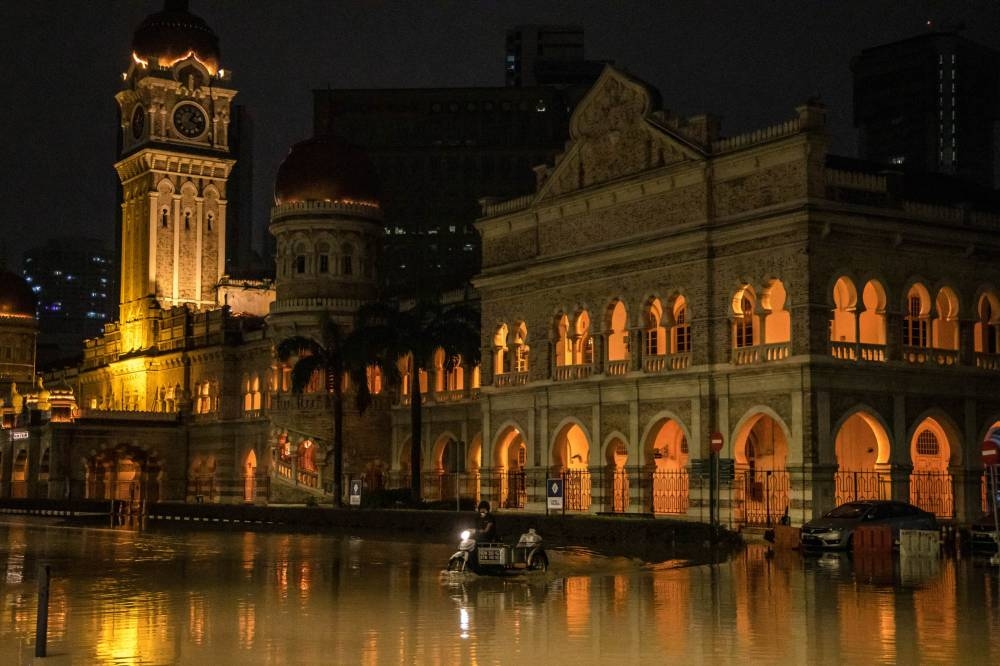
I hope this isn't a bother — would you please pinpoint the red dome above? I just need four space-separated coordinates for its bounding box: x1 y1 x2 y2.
0 271 35 317
274 135 380 207
132 1 220 74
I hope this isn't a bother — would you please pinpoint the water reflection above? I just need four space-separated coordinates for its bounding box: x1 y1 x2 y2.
0 518 999 664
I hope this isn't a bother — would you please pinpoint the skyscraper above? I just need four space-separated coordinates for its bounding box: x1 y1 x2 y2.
852 31 1000 187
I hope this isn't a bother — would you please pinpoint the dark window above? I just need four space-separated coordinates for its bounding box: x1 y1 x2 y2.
295 256 306 274
319 255 329 273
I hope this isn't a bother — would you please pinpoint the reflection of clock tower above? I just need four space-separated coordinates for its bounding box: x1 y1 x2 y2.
114 0 235 352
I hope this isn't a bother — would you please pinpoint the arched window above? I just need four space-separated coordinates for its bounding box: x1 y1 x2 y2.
859 280 887 345
206 213 214 232
671 296 691 353
574 310 592 365
492 323 509 376
161 209 169 228
317 242 331 274
932 287 959 350
341 243 354 276
294 241 308 275
762 279 790 344
513 321 529 373
554 314 570 367
732 287 757 349
903 284 931 348
831 276 857 343
975 293 1000 355
645 299 665 356
366 365 383 394
607 301 629 361
184 210 191 231
915 429 939 456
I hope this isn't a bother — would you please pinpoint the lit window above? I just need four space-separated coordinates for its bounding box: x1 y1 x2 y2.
916 430 939 456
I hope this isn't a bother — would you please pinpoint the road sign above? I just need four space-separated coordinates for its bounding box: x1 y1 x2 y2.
710 431 724 453
983 435 1000 467
349 479 362 506
547 478 564 510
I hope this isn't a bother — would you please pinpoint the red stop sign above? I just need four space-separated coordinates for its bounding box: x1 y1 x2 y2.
710 431 724 453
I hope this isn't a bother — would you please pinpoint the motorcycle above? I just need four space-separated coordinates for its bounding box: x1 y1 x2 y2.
447 527 549 574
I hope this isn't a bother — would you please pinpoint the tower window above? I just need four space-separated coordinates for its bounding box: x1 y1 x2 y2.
161 210 168 228
184 211 191 231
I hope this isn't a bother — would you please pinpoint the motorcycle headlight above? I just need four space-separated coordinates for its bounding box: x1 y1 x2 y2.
460 530 471 540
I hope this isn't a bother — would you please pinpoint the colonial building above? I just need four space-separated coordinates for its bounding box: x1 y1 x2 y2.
1 2 998 530
465 67 1000 526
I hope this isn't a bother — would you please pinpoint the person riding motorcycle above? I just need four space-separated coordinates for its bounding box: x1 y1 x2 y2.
475 500 498 542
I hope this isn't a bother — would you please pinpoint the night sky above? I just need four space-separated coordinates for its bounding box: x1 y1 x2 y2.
1 0 997 268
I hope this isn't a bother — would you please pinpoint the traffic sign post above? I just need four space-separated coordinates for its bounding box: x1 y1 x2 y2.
709 432 724 534
985 430 1000 565
546 477 564 515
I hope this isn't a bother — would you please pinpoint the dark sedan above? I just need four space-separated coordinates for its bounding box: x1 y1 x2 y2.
800 500 937 550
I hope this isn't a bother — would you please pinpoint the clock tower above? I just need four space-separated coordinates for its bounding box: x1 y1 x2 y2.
114 0 235 352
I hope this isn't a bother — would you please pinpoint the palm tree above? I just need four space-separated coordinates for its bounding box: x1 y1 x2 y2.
348 298 481 502
276 315 354 508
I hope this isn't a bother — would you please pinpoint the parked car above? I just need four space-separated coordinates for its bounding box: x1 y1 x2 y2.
969 514 999 552
799 500 937 550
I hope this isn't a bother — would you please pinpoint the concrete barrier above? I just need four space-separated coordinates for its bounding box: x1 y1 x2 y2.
773 525 800 550
853 525 893 554
899 529 940 557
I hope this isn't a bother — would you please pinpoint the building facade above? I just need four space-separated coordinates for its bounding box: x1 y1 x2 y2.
2 3 999 531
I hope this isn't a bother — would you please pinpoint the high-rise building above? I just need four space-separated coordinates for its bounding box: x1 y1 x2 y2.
852 31 1000 187
21 238 113 368
504 25 606 88
313 85 582 294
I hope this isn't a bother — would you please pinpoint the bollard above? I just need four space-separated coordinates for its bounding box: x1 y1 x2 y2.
35 563 50 657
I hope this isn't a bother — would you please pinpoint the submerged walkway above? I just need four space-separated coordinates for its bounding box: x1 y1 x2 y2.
0 497 740 562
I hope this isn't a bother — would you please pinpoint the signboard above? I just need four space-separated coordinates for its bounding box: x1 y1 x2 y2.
349 479 362 506
547 478 564 510
710 431 724 453
718 458 735 482
9 430 28 441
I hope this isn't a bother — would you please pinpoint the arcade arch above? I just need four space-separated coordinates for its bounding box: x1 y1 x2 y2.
909 416 954 518
493 425 528 509
833 410 891 504
552 421 592 511
733 412 790 526
644 417 690 515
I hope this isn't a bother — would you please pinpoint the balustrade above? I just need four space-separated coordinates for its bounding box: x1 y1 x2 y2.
643 353 690 373
494 372 529 387
977 353 1000 370
605 359 629 376
553 364 594 381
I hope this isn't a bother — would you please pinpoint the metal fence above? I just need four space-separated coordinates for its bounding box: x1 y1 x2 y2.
734 470 790 526
835 470 890 505
909 471 954 519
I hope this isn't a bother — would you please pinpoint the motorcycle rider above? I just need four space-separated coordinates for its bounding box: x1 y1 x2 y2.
475 500 498 542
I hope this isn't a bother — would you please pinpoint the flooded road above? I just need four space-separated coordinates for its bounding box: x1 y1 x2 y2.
1 517 999 664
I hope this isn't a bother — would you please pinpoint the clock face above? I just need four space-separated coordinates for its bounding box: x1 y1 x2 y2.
172 103 207 139
131 105 144 139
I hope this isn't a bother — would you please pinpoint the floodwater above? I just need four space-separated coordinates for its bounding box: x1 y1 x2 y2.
0 518 999 665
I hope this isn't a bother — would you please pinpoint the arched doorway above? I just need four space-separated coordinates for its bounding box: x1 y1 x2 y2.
552 422 591 511
244 450 257 503
85 445 162 504
604 436 629 513
644 418 690 515
909 417 954 518
493 426 527 509
734 413 790 526
432 433 463 501
189 456 217 502
983 421 1000 513
834 411 891 504
11 450 28 498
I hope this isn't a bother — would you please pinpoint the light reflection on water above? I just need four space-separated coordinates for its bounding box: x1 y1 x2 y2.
0 517 998 664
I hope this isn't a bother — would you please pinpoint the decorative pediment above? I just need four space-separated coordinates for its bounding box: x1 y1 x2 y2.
536 67 704 201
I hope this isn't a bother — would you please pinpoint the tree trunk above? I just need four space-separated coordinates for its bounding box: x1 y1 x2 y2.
333 386 344 508
410 363 422 502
